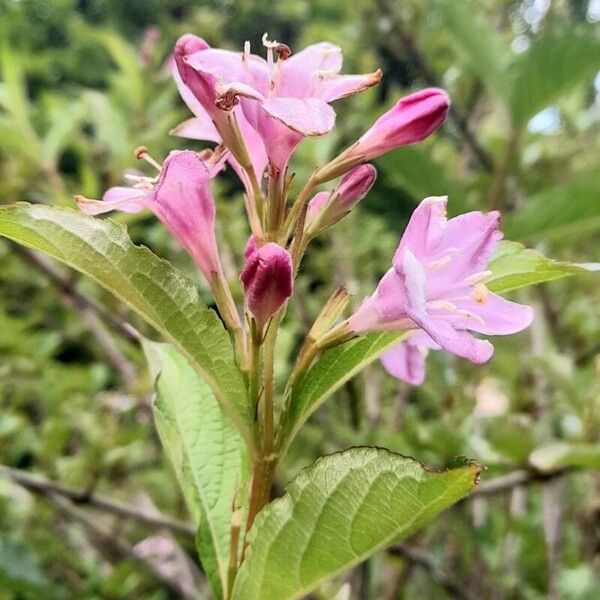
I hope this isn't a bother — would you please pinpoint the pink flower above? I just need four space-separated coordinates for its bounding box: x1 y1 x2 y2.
172 34 268 193
306 164 377 234
348 196 533 368
75 150 223 283
380 332 437 386
240 242 293 328
184 35 382 171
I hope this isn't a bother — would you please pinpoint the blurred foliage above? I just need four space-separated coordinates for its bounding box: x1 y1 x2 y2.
1 0 599 598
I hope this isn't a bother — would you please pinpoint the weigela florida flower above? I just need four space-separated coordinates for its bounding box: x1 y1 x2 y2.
348 196 533 371
75 150 224 284
183 34 382 171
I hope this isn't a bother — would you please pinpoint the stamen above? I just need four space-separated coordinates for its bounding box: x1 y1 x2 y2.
244 40 251 57
215 89 239 111
427 255 452 271
463 270 492 285
471 283 490 305
428 300 457 312
134 146 162 171
456 309 486 326
261 33 279 49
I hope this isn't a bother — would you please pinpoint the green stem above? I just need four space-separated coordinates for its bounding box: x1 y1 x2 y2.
282 173 318 242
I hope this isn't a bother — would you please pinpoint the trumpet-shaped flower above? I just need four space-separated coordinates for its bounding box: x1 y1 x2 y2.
75 150 223 283
348 196 533 368
183 34 382 171
240 242 293 328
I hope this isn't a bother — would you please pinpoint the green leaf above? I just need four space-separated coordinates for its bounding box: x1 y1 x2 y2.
0 538 50 594
433 0 509 102
509 27 600 127
143 341 248 599
233 448 479 600
486 241 590 293
529 442 600 472
0 204 253 446
504 173 600 241
282 332 406 451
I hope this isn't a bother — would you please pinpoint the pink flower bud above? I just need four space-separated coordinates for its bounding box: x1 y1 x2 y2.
335 164 377 209
350 88 449 161
307 164 377 234
240 242 293 327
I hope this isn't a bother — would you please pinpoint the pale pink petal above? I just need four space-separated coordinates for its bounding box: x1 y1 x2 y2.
260 97 336 136
407 310 494 364
452 292 534 336
399 249 427 316
393 197 448 266
319 70 382 102
185 48 268 92
170 117 221 142
380 341 426 385
431 211 502 296
75 187 147 215
288 42 343 71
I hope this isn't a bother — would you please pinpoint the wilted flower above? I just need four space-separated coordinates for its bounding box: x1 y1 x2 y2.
183 34 382 171
348 196 533 366
76 150 224 283
306 164 377 235
240 242 293 328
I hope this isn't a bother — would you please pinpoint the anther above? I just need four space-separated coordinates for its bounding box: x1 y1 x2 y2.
427 255 452 271
274 43 292 60
134 146 162 171
471 283 490 305
215 89 239 111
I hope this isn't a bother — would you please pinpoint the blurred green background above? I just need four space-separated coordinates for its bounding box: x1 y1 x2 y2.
1 0 599 598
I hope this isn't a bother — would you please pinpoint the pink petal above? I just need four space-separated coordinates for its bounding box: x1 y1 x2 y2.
170 117 221 142
407 310 494 364
453 292 534 336
380 340 426 385
393 196 448 266
185 48 268 93
75 187 147 215
319 70 382 102
260 97 336 136
282 42 343 77
148 150 221 281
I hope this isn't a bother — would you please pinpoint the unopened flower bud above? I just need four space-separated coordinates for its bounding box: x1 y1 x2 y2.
315 88 449 182
240 242 293 328
353 88 449 161
306 164 377 235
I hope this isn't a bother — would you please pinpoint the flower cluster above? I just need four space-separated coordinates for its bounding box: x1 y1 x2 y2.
75 33 531 386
